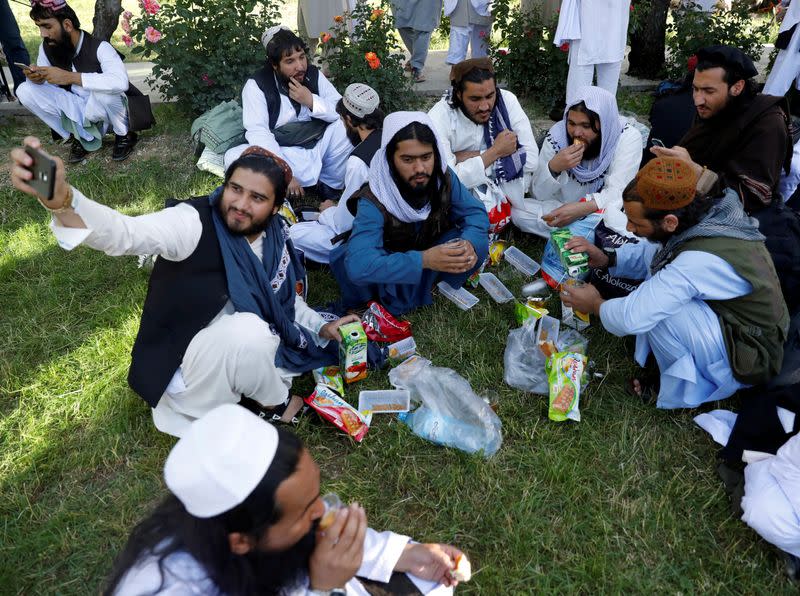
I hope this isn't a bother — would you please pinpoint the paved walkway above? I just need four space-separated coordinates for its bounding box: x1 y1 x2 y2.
1 49 663 118
2 43 776 118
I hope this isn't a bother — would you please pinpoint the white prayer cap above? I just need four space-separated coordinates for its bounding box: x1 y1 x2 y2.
343 83 380 119
164 404 279 518
262 24 291 49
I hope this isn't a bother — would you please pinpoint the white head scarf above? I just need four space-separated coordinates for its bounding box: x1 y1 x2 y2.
546 86 626 190
368 111 449 224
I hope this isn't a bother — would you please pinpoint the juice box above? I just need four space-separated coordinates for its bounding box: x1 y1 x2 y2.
550 228 589 278
339 322 368 384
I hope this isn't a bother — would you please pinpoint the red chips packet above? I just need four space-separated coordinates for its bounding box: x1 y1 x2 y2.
305 385 370 442
361 301 412 343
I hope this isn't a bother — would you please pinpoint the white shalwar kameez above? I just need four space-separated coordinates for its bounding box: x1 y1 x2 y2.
428 89 538 221
288 151 370 263
555 0 630 100
511 124 641 238
764 0 800 97
113 528 453 595
444 0 492 64
741 433 800 558
599 239 751 409
48 189 329 438
224 73 352 189
16 32 130 145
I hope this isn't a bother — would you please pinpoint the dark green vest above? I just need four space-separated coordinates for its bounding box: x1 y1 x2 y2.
673 236 789 385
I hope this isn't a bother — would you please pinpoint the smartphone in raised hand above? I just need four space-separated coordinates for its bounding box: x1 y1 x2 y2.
13 62 33 71
24 145 56 201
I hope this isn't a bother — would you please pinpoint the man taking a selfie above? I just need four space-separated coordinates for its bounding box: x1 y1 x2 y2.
10 138 357 438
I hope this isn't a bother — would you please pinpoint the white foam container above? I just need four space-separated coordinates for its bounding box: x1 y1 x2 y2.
358 389 411 414
387 336 417 361
478 272 515 303
437 281 479 310
504 246 542 276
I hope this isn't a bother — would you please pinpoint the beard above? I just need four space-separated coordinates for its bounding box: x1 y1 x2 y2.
219 199 273 237
393 168 438 210
45 27 76 69
461 102 494 125
345 125 362 147
644 225 674 244
214 525 318 595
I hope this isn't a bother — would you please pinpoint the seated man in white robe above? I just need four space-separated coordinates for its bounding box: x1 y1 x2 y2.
741 432 800 581
428 57 538 235
224 26 352 202
561 157 789 409
11 139 356 438
106 404 469 595
290 83 384 264
16 0 139 163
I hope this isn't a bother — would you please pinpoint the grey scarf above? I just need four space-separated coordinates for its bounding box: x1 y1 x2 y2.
651 188 765 274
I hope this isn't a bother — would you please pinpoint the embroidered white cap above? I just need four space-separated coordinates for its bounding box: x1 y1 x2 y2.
343 83 380 119
262 24 291 49
164 404 279 518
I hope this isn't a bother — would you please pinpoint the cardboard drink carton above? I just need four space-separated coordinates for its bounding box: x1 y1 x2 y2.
339 322 368 384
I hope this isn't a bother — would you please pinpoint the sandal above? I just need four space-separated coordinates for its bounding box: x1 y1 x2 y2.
626 377 659 403
239 394 308 425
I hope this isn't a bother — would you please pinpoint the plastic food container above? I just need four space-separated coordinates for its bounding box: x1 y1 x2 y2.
504 246 542 277
437 281 479 310
358 389 411 414
478 272 515 303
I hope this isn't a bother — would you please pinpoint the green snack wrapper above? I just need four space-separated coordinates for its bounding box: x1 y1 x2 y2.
550 228 589 278
313 365 345 395
546 351 587 422
514 299 549 325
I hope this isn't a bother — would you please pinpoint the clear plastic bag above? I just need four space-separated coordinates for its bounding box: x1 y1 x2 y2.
503 323 549 395
399 366 503 457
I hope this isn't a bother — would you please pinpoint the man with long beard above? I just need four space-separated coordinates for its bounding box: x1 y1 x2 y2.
224 26 352 203
428 57 538 235
105 404 467 595
10 138 357 437
561 157 789 409
16 0 141 163
330 112 489 315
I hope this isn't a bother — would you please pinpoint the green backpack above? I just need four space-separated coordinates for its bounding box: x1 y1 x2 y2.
190 100 246 154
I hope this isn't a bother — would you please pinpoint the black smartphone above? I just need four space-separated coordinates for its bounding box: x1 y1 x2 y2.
24 145 56 200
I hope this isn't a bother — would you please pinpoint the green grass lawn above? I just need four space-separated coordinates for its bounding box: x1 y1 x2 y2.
0 103 796 594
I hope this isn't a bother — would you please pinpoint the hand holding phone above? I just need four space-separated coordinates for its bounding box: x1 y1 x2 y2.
13 62 33 71
24 145 57 201
10 137 71 209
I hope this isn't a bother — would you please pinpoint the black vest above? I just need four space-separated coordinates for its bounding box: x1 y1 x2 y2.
351 129 382 166
42 30 144 97
346 172 454 253
128 198 229 407
251 64 321 130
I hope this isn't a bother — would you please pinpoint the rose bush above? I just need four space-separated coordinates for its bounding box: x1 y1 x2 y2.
129 0 280 114
323 0 417 113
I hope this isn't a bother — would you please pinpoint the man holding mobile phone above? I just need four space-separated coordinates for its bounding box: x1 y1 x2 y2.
0 0 32 98
15 0 141 163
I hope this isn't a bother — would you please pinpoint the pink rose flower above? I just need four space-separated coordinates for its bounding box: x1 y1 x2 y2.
121 19 131 33
145 26 162 43
478 29 487 38
123 10 132 19
122 34 133 47
141 0 160 15
201 73 215 86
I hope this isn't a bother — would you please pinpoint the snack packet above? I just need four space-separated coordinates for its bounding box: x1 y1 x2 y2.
305 384 370 442
339 322 368 383
515 298 549 325
361 301 412 343
546 351 588 422
550 228 589 278
278 202 298 225
488 240 509 266
313 366 345 395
